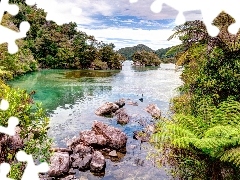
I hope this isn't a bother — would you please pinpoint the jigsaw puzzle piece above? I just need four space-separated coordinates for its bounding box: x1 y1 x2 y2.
0 21 30 54
0 0 19 22
0 99 9 111
198 1 224 37
151 0 202 25
0 116 19 136
220 0 240 35
0 163 14 180
16 151 49 180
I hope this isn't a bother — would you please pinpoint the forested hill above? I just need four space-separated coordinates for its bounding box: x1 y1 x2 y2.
117 44 154 60
117 44 175 63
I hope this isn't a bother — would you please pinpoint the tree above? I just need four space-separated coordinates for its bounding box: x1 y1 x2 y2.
151 12 240 179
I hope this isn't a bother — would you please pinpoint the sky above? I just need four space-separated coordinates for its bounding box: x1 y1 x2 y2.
32 0 203 50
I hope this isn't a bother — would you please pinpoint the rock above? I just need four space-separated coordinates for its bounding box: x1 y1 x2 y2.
127 101 138 106
133 131 150 142
70 153 92 170
146 124 155 133
79 154 92 170
48 152 70 177
109 150 118 157
95 102 119 116
92 121 127 150
90 151 106 172
79 130 107 147
68 168 76 175
51 147 72 153
115 108 129 125
8 127 23 150
71 143 92 155
66 136 80 148
70 154 81 168
114 98 125 108
145 104 161 119
59 175 77 180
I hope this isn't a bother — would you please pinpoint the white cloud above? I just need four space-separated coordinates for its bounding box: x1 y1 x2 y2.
32 0 200 49
78 27 181 50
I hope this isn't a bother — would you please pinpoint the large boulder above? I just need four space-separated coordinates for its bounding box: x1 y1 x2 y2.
48 152 70 177
92 121 127 150
79 130 107 147
95 102 119 116
90 151 106 172
145 104 161 119
115 108 129 125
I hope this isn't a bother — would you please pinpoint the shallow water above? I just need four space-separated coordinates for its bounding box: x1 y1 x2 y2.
9 61 182 179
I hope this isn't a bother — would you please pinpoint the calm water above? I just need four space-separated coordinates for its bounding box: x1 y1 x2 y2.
9 61 182 180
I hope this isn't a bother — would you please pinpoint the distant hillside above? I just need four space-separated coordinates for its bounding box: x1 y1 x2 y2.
117 44 175 63
117 44 154 60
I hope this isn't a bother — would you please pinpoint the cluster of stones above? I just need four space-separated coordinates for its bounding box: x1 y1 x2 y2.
46 121 127 179
41 99 161 179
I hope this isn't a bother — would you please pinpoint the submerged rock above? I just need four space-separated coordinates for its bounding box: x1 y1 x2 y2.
114 98 125 108
133 131 150 142
115 108 130 125
48 152 70 177
95 102 119 116
145 104 161 119
90 151 106 172
92 121 127 150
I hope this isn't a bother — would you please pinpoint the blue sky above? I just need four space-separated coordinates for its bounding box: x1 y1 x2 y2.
33 0 203 50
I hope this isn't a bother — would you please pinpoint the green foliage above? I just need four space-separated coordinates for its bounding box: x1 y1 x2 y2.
132 50 161 66
117 44 175 63
152 100 240 179
117 44 154 60
152 12 240 179
0 84 52 179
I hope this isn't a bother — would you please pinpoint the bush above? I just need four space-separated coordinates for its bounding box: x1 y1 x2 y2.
0 82 52 179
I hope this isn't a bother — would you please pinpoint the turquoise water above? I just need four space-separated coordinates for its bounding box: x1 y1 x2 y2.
9 61 182 179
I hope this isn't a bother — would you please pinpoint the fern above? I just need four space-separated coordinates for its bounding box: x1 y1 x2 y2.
152 99 240 168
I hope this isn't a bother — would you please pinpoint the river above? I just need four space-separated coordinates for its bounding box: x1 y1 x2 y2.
9 61 182 180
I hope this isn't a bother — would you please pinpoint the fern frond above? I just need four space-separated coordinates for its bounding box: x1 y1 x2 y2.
221 147 240 167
